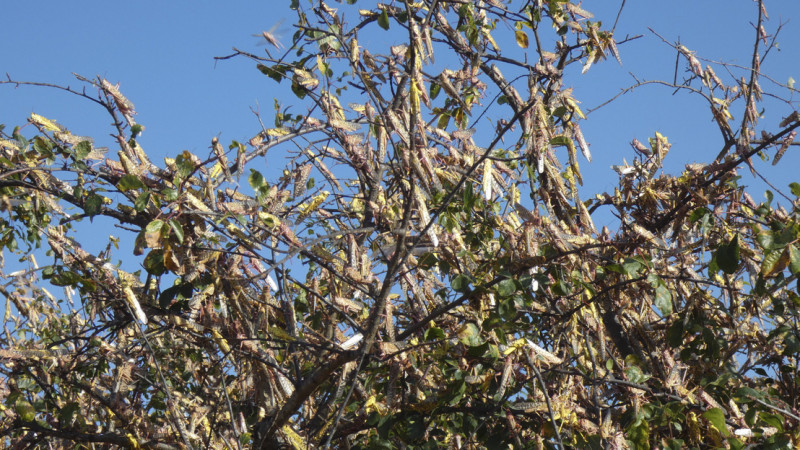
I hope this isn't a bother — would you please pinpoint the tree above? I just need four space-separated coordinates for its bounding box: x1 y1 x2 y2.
1 0 799 448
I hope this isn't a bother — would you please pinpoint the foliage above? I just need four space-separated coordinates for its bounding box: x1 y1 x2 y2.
1 0 800 448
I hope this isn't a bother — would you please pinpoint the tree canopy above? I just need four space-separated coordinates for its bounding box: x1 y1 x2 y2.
2 1 800 448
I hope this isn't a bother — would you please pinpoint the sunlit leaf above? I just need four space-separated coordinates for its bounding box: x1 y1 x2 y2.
118 174 145 191
452 274 471 292
654 284 673 316
702 408 730 437
378 9 390 30
515 30 529 48
145 219 165 248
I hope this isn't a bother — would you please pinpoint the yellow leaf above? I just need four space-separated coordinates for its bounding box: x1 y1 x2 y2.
515 30 529 49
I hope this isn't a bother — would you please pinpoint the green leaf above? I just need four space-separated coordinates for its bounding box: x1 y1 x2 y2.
689 207 710 224
624 366 651 384
33 136 54 157
159 281 194 308
378 9 390 30
84 193 103 217
514 30 529 48
424 327 445 340
249 169 266 189
429 82 441 100
418 252 438 270
74 141 92 160
761 248 786 277
549 135 572 146
257 63 287 83
162 188 178 202
496 278 516 297
457 323 480 345
790 182 800 197
756 230 775 250
654 284 673 316
702 407 730 436
134 192 150 212
59 402 81 424
118 174 145 191
789 244 800 274
621 257 644 276
15 398 35 422
666 320 684 347
452 274 471 292
175 151 195 178
760 412 785 432
144 249 166 275
169 219 184 244
715 235 740 274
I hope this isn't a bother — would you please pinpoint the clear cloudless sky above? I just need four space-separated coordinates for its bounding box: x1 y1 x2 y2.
2 0 799 242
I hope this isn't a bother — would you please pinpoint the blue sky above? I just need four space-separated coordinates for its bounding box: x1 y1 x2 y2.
2 1 799 237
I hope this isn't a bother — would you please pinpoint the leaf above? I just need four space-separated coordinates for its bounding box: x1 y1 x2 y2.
163 246 181 274
143 249 166 275
761 248 788 277
496 278 516 297
549 135 571 147
514 30 529 48
84 193 103 217
702 408 730 437
452 274 471 292
257 63 287 82
59 402 81 424
790 182 800 197
15 398 36 422
169 219 184 244
625 366 651 384
378 9 390 30
715 235 740 274
621 257 644 277
134 192 150 212
118 174 145 191
788 245 800 275
424 327 445 340
654 284 673 316
249 169 266 189
457 323 480 345
144 219 165 248
74 141 92 160
175 150 195 178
